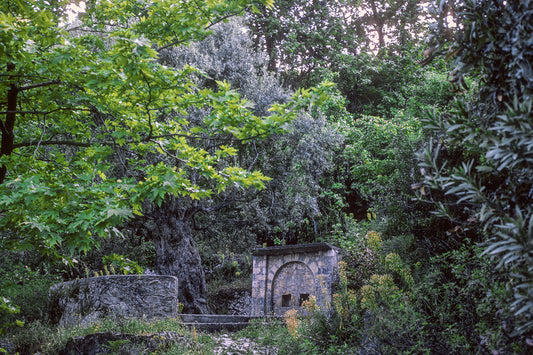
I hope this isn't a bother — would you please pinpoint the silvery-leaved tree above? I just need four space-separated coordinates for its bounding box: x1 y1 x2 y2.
0 0 331 313
158 18 342 253
419 0 533 338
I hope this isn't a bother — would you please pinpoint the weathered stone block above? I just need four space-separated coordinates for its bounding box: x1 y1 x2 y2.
50 275 179 326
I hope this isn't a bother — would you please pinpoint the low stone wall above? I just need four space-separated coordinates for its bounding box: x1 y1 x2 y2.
50 275 179 326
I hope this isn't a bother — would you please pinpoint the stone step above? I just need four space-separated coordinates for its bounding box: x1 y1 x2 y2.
179 314 250 324
178 314 281 332
179 314 250 332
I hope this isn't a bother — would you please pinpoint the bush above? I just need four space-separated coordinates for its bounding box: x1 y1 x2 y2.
3 316 215 355
273 262 364 353
420 0 533 339
337 112 423 235
336 229 381 291
413 243 524 354
0 296 22 336
0 255 60 326
102 253 144 275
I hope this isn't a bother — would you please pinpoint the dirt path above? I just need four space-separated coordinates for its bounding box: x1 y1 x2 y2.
212 333 279 355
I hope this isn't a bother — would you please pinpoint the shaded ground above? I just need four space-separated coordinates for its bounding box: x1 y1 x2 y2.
212 333 278 355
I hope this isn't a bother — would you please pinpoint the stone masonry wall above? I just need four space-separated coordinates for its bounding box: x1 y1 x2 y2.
251 243 340 316
49 275 179 326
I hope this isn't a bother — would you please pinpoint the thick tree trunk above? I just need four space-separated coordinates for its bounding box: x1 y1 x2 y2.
0 83 18 184
149 198 210 314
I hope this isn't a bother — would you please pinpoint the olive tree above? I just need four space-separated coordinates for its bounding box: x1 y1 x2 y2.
0 0 331 313
157 19 342 253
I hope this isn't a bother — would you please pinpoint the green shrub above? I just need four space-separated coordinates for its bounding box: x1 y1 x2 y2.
360 299 433 354
238 318 311 354
62 236 156 279
0 296 23 336
0 258 60 326
336 229 381 291
420 0 533 340
336 111 423 235
413 243 524 354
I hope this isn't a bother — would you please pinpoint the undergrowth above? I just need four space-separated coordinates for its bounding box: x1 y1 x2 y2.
1 317 216 354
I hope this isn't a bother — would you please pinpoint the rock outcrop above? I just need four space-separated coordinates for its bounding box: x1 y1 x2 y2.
49 275 180 326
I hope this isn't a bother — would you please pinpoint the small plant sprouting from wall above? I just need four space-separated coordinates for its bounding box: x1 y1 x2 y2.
102 254 144 276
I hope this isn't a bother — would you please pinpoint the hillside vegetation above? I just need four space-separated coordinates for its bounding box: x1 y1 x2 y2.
1 0 531 353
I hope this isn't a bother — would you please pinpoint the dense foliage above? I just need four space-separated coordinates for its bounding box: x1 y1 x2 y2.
247 0 434 116
0 0 330 318
0 0 326 258
420 0 533 338
1 0 532 353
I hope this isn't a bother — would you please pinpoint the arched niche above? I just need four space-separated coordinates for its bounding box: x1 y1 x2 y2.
270 261 316 315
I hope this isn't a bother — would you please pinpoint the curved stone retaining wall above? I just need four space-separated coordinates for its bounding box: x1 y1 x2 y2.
50 275 179 326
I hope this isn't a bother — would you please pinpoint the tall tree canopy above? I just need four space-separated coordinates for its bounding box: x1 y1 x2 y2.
247 0 429 87
247 0 362 86
160 19 342 250
0 0 331 312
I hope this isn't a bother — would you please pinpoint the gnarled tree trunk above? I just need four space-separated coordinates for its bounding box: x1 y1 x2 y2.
149 197 210 314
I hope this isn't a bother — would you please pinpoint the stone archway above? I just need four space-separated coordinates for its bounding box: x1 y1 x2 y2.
270 261 316 315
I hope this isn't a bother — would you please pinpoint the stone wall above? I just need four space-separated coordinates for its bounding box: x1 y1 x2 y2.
50 275 179 326
251 243 340 316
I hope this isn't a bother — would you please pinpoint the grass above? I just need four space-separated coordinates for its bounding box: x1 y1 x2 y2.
236 317 314 355
2 316 302 354
1 316 217 354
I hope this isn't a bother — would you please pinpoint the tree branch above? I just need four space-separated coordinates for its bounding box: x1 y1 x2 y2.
16 80 62 92
0 108 91 115
0 73 51 79
12 130 268 149
13 140 93 148
247 140 260 172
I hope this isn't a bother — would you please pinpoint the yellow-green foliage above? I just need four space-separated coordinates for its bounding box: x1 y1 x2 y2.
275 232 421 351
356 232 414 310
360 274 399 310
339 230 381 291
283 309 300 339
332 266 358 330
366 230 382 253
302 295 318 314
102 254 144 275
384 252 414 289
281 260 362 348
0 297 23 335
